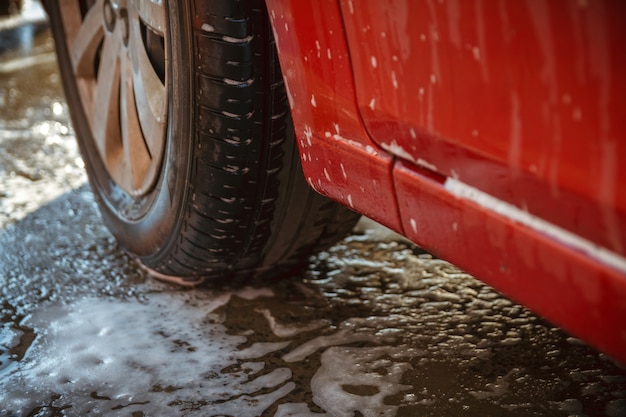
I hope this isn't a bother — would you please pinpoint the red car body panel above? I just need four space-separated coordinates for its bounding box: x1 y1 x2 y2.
342 0 626 257
265 0 626 363
264 0 402 230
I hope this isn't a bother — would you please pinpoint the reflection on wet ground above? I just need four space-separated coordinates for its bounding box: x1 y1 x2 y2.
0 8 84 227
1 24 626 417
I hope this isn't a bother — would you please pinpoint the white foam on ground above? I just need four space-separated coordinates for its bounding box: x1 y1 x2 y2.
311 346 412 417
0 287 412 416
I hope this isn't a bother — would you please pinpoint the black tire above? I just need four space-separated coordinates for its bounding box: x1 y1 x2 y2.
47 0 360 283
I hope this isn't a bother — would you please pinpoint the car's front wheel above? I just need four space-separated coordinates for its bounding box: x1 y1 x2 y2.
47 0 360 284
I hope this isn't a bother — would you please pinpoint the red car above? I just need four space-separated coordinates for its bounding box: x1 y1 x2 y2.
45 0 626 363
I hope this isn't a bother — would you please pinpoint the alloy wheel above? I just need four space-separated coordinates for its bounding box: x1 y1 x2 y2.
59 0 168 197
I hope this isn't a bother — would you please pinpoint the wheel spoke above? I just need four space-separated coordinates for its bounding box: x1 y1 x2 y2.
120 54 152 194
92 33 122 165
129 10 167 158
70 0 105 77
134 0 166 34
58 2 83 43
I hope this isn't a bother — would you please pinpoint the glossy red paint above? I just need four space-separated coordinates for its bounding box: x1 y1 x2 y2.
394 161 626 363
265 0 401 230
340 0 626 256
266 0 626 363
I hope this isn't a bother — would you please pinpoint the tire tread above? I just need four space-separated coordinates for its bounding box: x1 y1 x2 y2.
153 0 360 279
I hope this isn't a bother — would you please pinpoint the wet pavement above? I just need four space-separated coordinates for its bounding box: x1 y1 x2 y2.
1 13 626 417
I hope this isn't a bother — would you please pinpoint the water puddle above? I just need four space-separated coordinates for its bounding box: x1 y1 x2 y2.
0 19 84 227
0 301 36 378
0 283 414 416
1 232 625 416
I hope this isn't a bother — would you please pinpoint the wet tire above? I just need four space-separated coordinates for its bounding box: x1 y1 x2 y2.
47 0 360 283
